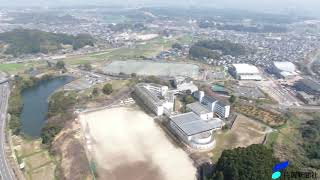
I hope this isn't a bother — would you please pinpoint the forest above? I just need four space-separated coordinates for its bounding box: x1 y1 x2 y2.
0 29 95 56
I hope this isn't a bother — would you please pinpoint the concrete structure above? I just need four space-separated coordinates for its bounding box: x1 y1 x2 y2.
169 112 224 150
296 91 320 105
193 91 230 118
214 101 231 119
229 64 262 81
187 102 213 120
134 83 228 151
271 61 298 79
134 83 174 116
294 78 320 96
143 83 169 96
171 76 198 93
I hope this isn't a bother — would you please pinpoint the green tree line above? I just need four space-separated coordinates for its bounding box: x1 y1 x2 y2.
189 39 246 60
0 29 95 56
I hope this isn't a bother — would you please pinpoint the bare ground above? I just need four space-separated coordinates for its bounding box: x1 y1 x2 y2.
79 106 197 180
52 120 93 180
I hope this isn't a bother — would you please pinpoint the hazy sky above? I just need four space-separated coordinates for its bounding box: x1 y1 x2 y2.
1 0 320 16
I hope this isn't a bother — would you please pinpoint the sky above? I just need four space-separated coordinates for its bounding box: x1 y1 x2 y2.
0 0 320 17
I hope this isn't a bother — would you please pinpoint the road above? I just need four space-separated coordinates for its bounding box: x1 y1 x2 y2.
0 82 15 180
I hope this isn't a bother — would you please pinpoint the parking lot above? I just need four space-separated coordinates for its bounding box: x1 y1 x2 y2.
233 85 266 99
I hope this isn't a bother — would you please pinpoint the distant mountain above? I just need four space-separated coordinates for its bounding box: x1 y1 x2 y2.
8 13 86 25
0 29 95 56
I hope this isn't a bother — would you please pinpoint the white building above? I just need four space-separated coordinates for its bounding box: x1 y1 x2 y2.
271 61 298 79
143 83 169 96
193 91 231 118
171 76 198 93
134 83 174 116
230 64 262 81
187 102 213 120
214 101 231 118
169 112 224 150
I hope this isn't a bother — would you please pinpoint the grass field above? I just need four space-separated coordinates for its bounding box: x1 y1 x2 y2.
12 136 56 180
0 63 32 73
63 37 176 66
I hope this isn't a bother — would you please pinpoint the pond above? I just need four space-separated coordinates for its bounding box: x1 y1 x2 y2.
20 76 73 137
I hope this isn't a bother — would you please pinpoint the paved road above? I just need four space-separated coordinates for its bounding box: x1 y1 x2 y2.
0 82 15 180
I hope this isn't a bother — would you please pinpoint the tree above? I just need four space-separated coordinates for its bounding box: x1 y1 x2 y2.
211 144 278 180
172 43 183 50
215 172 224 180
92 87 99 96
9 115 21 135
186 89 192 95
0 29 95 56
48 91 77 117
131 73 137 78
229 95 237 104
56 60 65 69
183 95 195 104
83 63 92 71
41 124 63 145
103 83 113 95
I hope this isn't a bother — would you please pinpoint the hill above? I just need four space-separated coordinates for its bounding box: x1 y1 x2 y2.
207 144 298 180
189 39 246 60
0 29 95 56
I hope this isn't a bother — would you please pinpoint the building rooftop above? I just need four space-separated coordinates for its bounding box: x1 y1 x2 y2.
135 85 163 106
170 112 221 136
216 101 229 107
300 78 320 92
239 75 262 80
202 95 218 104
187 102 211 115
273 61 296 73
232 64 260 74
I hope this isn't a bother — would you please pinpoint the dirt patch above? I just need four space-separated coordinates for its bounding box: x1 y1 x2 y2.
79 106 197 180
24 151 51 170
52 120 92 180
11 136 56 180
31 163 56 180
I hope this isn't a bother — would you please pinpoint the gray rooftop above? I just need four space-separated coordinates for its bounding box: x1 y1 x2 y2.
203 95 218 103
300 78 320 92
216 101 229 107
135 85 162 106
187 102 211 115
170 112 221 136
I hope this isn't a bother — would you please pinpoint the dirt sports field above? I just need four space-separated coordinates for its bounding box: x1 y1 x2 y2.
79 106 197 180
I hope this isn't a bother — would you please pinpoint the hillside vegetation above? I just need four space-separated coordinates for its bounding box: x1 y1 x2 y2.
0 29 95 56
300 114 320 168
189 39 246 60
207 144 298 180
